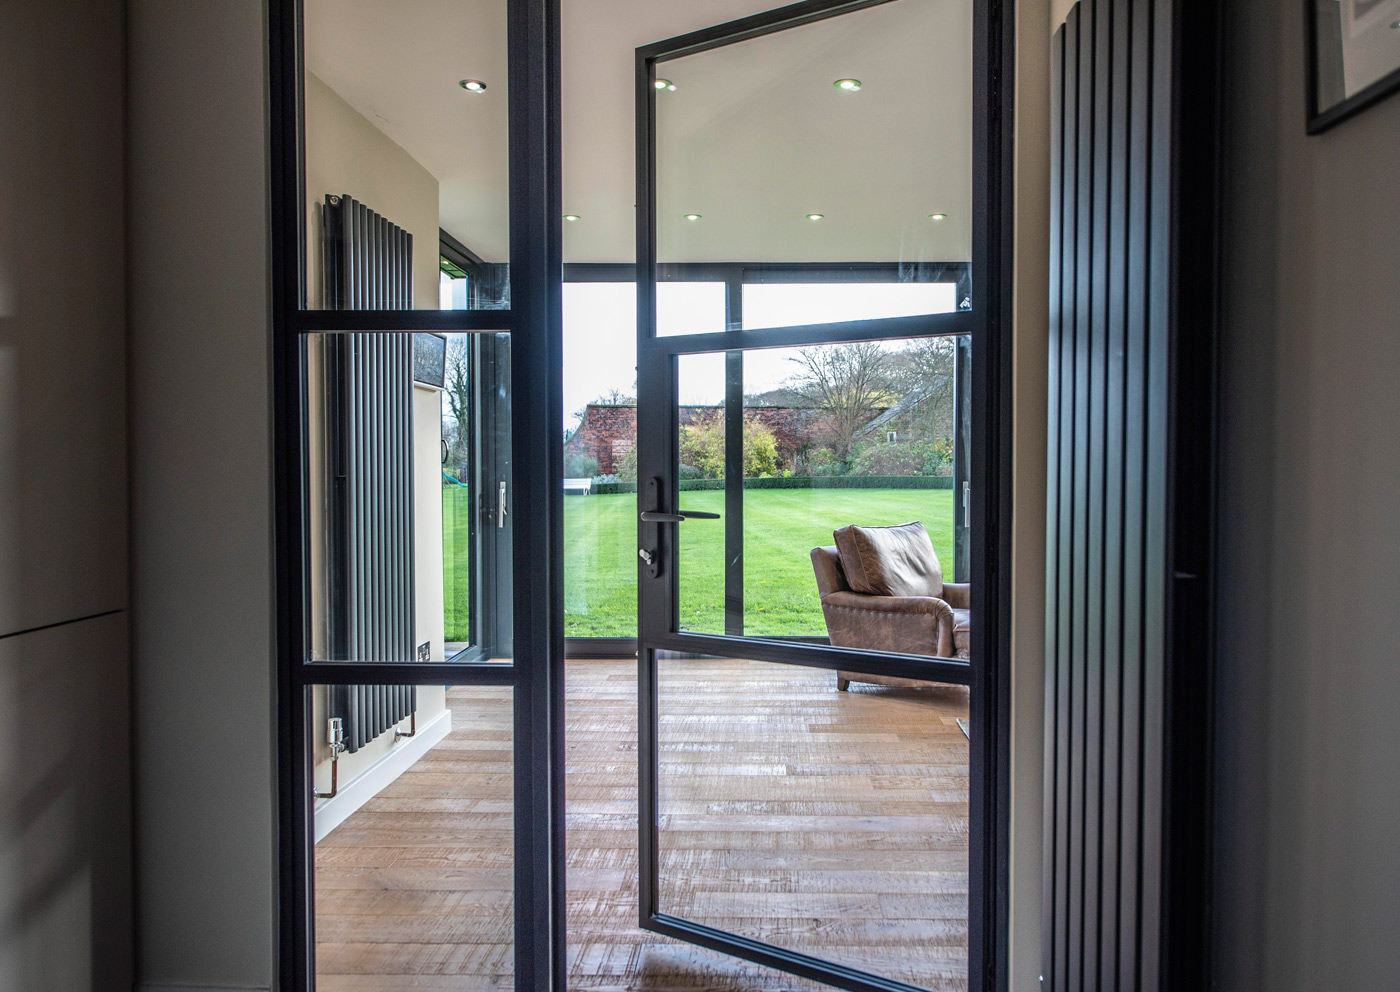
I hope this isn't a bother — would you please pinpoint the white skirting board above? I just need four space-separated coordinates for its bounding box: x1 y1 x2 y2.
313 707 452 843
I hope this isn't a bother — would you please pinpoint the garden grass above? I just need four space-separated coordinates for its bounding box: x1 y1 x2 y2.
444 487 956 641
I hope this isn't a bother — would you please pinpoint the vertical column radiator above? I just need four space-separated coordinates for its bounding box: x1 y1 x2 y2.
323 194 416 753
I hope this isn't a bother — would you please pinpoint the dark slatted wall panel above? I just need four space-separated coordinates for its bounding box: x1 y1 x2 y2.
323 194 418 753
1043 1 1177 988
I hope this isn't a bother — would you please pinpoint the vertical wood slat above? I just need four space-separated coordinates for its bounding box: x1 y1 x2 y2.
1044 1 1176 988
322 194 418 752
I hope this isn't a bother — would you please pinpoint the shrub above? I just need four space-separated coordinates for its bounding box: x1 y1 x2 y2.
617 445 638 482
679 411 782 479
564 451 600 478
804 446 845 477
848 438 952 477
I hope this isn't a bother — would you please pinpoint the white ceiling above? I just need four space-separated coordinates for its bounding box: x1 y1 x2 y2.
305 0 972 264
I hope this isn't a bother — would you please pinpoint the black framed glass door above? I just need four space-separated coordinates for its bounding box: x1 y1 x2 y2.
634 1 1002 990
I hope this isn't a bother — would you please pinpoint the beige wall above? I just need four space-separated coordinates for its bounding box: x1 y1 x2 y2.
1009 0 1052 988
1214 2 1400 990
305 71 441 310
0 3 131 991
128 0 275 988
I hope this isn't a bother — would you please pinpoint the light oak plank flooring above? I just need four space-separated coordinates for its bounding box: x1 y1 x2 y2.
316 658 969 991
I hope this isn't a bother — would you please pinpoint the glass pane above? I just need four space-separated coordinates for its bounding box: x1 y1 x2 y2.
743 281 959 331
1309 0 1400 115
672 336 969 657
563 283 638 638
656 655 969 989
657 280 727 336
676 353 729 635
304 333 513 664
744 337 963 647
654 0 972 311
303 0 509 309
313 683 514 989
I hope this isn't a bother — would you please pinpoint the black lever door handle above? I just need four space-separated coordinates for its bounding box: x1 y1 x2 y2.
639 509 721 523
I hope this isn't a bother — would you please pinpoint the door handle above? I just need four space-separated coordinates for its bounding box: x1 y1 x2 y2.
497 481 508 528
639 510 720 523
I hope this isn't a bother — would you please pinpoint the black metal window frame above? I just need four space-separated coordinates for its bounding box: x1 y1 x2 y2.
270 1 565 991
561 260 974 659
629 2 1015 991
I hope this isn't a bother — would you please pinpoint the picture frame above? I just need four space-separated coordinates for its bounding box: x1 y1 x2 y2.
1307 0 1400 133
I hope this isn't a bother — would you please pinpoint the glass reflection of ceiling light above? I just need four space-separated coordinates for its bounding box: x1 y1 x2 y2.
564 214 580 222
806 213 825 221
459 79 487 93
683 213 702 221
929 213 948 221
834 78 862 91
654 79 677 91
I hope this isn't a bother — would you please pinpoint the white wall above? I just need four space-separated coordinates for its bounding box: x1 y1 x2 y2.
127 1 275 988
1214 3 1400 991
305 71 441 310
414 383 448 662
0 3 131 991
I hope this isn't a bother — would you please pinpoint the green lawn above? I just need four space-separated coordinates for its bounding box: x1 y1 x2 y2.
444 487 956 641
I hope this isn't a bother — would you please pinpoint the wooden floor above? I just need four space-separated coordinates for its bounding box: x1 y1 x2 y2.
315 658 970 991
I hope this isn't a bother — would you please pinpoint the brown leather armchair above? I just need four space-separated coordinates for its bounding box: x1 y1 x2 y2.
811 544 970 690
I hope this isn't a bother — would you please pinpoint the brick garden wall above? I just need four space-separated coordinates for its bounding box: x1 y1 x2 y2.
565 403 825 475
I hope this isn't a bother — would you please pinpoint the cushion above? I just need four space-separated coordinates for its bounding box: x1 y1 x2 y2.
832 521 944 599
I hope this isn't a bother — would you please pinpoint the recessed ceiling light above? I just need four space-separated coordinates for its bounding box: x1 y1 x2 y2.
929 213 948 221
459 79 487 93
1391 17 1400 28
806 213 825 221
683 213 702 221
834 78 862 91
564 214 580 222
655 79 677 91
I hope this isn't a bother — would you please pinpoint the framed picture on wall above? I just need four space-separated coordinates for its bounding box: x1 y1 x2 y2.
1308 0 1400 132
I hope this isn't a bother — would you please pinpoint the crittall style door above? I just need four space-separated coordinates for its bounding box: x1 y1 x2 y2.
633 1 1011 990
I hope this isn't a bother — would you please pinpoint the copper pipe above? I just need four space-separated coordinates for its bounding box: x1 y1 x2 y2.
394 710 417 741
313 752 340 800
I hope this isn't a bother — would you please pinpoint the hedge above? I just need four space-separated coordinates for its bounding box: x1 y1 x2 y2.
587 475 954 496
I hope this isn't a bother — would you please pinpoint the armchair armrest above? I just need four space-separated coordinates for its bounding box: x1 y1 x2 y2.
819 591 957 657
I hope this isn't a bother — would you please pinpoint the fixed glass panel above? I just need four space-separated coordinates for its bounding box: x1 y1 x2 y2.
312 683 514 989
304 333 513 664
563 283 638 638
655 655 969 989
742 280 960 331
656 280 727 336
302 0 509 309
562 280 726 637
654 0 972 309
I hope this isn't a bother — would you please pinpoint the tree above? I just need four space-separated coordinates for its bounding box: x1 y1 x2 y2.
785 342 896 462
595 387 635 406
887 337 957 441
443 337 472 478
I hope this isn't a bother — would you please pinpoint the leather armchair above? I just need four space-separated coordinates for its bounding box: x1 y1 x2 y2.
811 545 970 689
